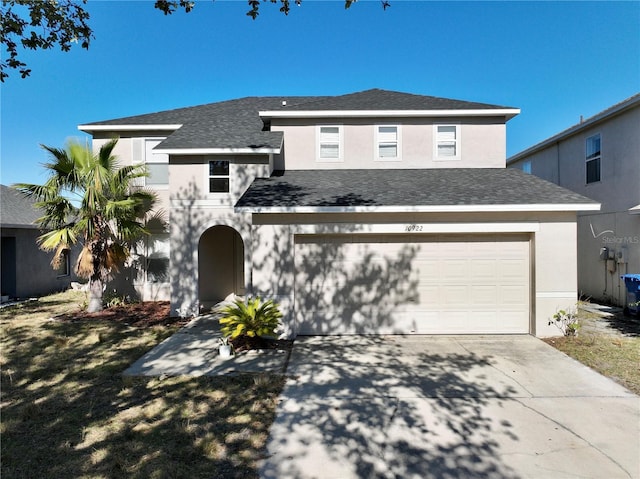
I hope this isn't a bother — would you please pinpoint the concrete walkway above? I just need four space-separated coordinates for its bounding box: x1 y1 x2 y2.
260 335 640 479
123 313 289 376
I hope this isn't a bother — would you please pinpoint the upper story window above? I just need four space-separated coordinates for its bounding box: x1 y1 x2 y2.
144 139 169 186
521 160 532 174
209 160 230 193
317 125 343 162
376 125 401 161
434 124 460 160
132 138 168 187
586 133 601 184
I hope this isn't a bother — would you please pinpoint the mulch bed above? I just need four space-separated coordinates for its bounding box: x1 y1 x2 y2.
230 335 294 353
55 301 189 328
54 301 294 351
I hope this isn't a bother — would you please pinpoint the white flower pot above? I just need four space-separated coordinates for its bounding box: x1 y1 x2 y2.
219 344 232 359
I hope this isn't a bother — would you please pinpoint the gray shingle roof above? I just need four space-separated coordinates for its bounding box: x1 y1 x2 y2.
1 185 41 228
267 89 515 111
80 90 515 151
84 96 328 151
235 169 598 210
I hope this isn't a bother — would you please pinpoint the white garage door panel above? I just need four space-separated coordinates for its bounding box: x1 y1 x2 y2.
294 234 530 335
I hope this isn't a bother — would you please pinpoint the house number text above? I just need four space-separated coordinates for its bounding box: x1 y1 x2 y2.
405 224 423 232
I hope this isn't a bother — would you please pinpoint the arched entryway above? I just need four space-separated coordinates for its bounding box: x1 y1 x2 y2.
198 225 245 309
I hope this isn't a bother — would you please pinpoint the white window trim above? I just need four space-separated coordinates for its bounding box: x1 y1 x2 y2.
374 124 402 162
316 125 344 162
433 124 461 161
585 132 601 184
205 159 232 195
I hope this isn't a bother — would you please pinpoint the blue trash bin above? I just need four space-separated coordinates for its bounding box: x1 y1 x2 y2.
620 274 640 316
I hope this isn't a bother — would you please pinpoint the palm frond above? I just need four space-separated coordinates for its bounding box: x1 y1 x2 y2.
145 209 168 232
105 243 128 272
35 196 76 229
41 143 82 189
13 182 57 201
37 227 77 252
51 243 69 269
112 163 148 190
76 245 94 279
116 219 149 243
24 137 153 285
105 198 137 219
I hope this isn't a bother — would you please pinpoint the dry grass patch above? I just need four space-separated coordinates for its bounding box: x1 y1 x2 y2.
1 291 286 479
543 305 640 395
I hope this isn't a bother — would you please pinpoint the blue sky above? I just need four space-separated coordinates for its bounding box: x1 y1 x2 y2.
1 0 639 186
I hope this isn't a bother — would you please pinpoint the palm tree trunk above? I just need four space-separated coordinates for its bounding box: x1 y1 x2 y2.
88 279 103 312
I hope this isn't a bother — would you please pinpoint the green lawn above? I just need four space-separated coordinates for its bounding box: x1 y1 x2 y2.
0 291 285 479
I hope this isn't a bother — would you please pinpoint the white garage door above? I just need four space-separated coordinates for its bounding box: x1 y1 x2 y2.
294 234 530 335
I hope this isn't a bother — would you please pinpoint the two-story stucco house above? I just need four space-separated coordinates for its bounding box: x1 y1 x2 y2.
508 94 639 308
79 89 598 337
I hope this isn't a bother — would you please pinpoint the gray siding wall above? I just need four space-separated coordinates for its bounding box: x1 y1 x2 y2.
1 227 79 299
509 105 640 305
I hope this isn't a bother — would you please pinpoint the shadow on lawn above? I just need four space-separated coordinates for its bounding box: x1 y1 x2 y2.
1 316 279 479
263 337 520 479
602 311 640 337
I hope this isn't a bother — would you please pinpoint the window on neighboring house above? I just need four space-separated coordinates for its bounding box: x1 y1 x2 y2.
209 160 230 193
522 160 531 174
56 249 70 277
586 134 601 184
434 124 460 159
146 234 169 283
376 125 401 161
317 125 342 161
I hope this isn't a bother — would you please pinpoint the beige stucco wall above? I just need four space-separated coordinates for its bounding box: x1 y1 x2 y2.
271 117 507 170
169 155 270 203
508 105 640 305
532 215 579 337
167 153 269 315
169 203 252 317
92 130 275 308
92 133 174 300
92 134 171 213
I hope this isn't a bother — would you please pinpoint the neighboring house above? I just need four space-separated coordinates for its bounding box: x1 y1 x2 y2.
79 89 598 337
0 184 79 300
508 94 640 307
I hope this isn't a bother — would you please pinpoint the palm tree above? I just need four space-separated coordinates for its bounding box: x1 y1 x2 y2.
14 138 157 312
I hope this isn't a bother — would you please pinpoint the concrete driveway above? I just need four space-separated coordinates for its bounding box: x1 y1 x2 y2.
260 335 639 479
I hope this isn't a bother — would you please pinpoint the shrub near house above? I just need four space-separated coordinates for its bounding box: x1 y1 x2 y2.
219 297 282 349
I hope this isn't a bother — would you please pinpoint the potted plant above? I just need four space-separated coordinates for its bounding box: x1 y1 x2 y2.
218 336 233 359
218 296 283 348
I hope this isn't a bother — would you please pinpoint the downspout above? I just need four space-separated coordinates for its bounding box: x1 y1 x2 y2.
556 141 561 184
